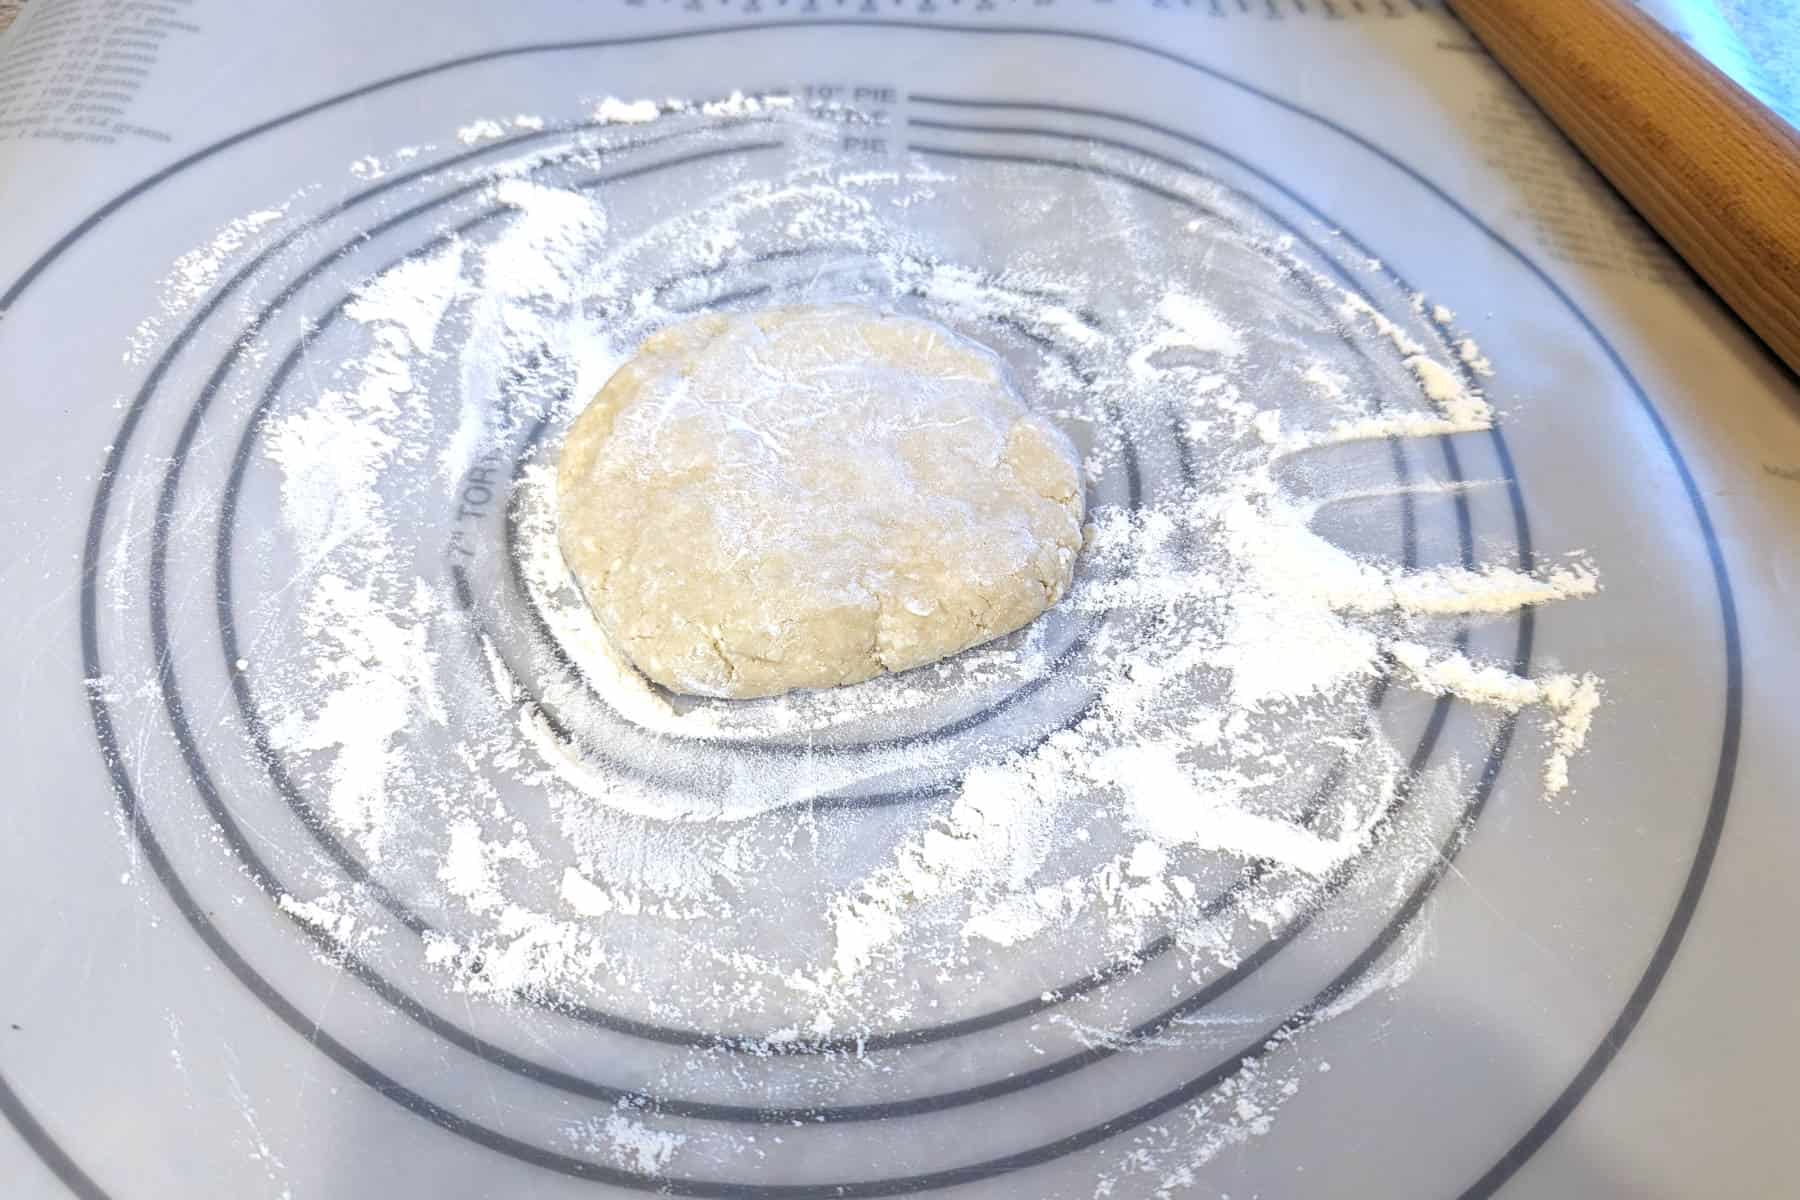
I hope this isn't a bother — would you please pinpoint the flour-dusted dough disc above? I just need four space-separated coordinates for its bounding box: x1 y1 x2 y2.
556 305 1086 699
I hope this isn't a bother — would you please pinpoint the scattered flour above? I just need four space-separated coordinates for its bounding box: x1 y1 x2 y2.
591 96 661 124
566 1110 688 1174
252 111 1603 993
126 205 288 363
456 118 507 145
276 892 360 943
1389 642 1602 795
141 99 1615 1188
1458 336 1496 376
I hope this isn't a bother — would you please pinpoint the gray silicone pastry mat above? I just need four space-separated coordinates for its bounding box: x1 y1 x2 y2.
1 3 1798 1198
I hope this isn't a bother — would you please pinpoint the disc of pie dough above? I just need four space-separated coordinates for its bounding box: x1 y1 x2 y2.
556 304 1085 699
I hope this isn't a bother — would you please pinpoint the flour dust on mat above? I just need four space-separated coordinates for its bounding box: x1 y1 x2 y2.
118 97 1606 1186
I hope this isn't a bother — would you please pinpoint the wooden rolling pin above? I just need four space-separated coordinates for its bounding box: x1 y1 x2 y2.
1447 0 1800 377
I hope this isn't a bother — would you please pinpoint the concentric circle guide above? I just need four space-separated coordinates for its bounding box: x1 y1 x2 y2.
0 20 1738 1200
